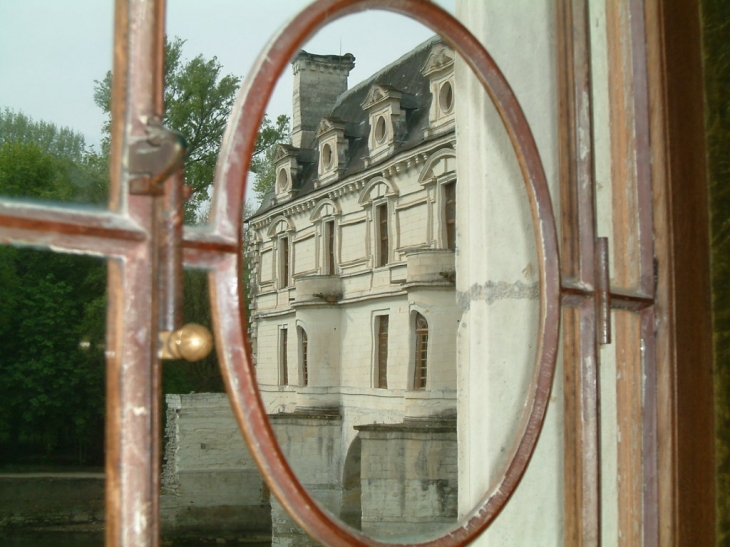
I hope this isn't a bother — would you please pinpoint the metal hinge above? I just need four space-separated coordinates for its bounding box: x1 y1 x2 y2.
128 117 186 195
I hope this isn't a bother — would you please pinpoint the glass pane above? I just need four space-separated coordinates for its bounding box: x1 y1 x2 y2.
159 2 513 545
0 1 112 205
0 249 106 545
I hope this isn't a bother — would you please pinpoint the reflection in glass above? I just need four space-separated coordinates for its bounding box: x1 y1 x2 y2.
248 28 462 544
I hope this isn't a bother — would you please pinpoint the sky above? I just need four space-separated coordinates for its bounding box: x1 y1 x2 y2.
0 0 454 151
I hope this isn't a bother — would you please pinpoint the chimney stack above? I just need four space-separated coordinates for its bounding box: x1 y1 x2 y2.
291 51 355 149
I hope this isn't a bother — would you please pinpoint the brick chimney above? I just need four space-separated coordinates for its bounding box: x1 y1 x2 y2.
291 51 356 149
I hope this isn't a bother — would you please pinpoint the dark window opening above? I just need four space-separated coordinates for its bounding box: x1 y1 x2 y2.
280 328 288 385
280 236 289 287
444 181 456 251
377 315 389 389
377 203 388 267
414 313 428 390
325 220 335 275
300 328 308 387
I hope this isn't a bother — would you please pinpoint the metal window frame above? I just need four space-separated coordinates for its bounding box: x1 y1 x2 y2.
1 0 701 545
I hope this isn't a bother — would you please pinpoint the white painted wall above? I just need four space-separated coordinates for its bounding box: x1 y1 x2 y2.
454 1 565 544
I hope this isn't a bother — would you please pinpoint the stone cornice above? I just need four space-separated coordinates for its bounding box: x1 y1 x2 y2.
250 133 456 232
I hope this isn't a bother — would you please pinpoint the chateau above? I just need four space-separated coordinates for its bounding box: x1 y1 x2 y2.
246 36 459 542
163 37 461 545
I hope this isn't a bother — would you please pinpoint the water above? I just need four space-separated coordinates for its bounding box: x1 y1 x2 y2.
0 532 270 546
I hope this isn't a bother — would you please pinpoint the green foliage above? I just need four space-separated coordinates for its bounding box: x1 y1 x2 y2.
250 113 291 201
0 137 106 464
94 37 241 222
0 110 108 205
0 36 291 465
93 37 289 217
0 108 87 163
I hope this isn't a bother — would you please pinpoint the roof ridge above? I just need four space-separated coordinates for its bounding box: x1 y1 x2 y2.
332 35 441 111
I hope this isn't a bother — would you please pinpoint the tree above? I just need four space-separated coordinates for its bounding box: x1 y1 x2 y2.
250 113 291 201
94 37 240 222
94 37 290 219
0 109 107 205
0 137 107 464
0 108 87 163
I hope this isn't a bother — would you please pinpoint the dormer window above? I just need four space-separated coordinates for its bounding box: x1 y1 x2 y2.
322 143 334 169
422 42 456 137
315 117 348 187
361 83 408 167
273 144 301 203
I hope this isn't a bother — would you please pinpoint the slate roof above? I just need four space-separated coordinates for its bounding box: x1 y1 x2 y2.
251 35 444 219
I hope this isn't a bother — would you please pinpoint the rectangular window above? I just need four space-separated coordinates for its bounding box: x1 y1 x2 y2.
325 220 335 275
279 327 288 385
377 203 388 267
300 328 308 387
280 236 289 288
413 314 428 390
376 315 389 388
444 181 456 250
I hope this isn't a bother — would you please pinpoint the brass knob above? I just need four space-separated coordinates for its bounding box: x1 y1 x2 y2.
159 323 213 361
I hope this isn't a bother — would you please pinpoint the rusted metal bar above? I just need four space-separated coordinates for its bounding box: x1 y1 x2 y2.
105 0 167 546
156 169 185 332
0 1 564 545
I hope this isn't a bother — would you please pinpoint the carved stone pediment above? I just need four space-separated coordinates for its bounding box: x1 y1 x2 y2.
421 44 455 77
274 144 299 163
361 83 402 111
315 117 346 138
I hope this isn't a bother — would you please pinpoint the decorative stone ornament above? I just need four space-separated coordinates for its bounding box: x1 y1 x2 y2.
361 83 405 166
315 117 348 187
422 42 456 137
273 144 301 203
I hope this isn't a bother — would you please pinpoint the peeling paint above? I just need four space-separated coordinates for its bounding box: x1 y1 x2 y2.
456 280 539 310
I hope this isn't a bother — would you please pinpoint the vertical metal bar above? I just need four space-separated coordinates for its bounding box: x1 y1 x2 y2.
557 0 601 544
106 0 166 546
158 169 184 333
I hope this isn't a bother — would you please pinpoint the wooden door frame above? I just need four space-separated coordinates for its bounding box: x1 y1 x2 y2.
558 0 715 544
649 0 715 544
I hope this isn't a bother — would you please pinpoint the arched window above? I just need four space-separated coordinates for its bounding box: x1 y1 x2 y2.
299 327 309 387
443 180 456 251
279 326 288 386
376 315 389 389
413 313 428 390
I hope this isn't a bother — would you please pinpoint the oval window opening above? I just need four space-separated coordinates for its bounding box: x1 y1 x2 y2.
374 115 387 144
439 80 454 113
322 142 334 169
276 167 289 192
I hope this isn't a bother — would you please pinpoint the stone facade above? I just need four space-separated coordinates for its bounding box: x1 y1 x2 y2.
161 394 271 540
246 37 460 544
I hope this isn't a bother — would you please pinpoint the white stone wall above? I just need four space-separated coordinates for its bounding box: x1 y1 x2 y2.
161 394 271 538
246 39 462 543
454 1 564 545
